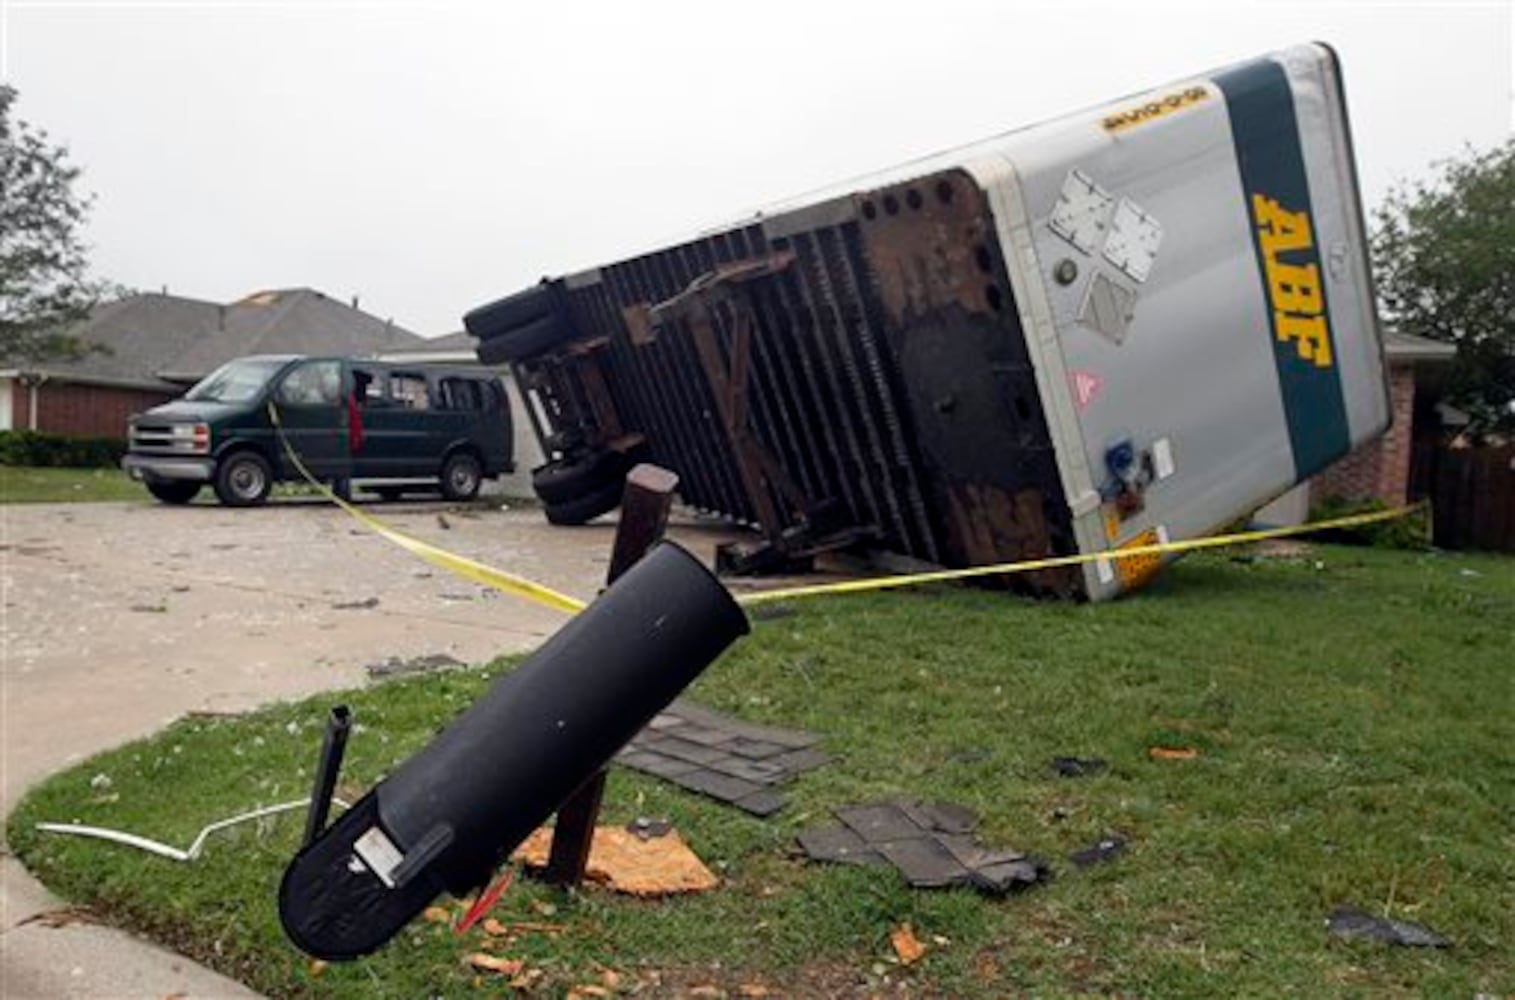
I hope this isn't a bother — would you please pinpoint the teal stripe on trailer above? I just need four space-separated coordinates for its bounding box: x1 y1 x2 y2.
1215 59 1350 478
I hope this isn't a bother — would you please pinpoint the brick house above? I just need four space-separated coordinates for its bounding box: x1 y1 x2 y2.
1311 330 1457 505
1257 328 1457 523
0 289 423 438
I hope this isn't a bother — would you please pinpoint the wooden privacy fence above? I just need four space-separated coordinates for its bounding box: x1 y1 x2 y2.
1423 443 1515 553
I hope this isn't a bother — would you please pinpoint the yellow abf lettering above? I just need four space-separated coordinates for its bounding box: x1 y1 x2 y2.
1251 194 1333 369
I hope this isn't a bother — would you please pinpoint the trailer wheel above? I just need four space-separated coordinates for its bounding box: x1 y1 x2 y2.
475 315 574 364
463 283 556 341
531 449 626 505
544 477 624 526
146 481 201 505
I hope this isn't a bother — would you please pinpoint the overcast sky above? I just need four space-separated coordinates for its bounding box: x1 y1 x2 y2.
4 0 1511 337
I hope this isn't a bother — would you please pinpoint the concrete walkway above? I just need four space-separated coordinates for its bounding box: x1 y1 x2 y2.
1 498 748 998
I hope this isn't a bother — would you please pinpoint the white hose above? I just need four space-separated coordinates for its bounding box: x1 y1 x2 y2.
36 797 351 862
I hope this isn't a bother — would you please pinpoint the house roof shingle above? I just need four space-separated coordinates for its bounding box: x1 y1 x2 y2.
5 288 426 389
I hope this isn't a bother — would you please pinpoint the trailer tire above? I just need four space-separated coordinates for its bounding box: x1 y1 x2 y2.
463 283 556 341
531 449 626 505
475 315 575 364
543 477 624 526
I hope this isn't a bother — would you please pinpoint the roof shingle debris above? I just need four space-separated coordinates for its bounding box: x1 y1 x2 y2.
615 699 829 816
796 799 1050 895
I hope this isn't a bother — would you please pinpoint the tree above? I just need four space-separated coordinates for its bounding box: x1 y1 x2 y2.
1372 141 1515 433
0 83 110 363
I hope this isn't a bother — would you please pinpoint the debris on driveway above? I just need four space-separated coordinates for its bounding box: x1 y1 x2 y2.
15 905 96 929
1327 906 1452 948
615 699 828 816
513 824 717 896
365 652 464 680
331 596 380 610
796 799 1050 895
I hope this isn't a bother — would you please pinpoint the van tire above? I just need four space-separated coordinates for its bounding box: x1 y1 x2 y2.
544 478 624 526
475 315 574 365
215 451 272 507
440 451 483 501
147 481 201 505
531 449 625 505
463 283 556 341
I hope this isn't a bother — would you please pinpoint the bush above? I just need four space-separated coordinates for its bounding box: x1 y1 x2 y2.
1309 496 1432 551
0 430 126 468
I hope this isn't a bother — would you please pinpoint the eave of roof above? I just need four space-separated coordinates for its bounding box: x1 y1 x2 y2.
1383 329 1457 363
0 368 180 392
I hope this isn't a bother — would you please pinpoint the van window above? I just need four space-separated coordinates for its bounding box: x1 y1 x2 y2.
390 373 431 410
352 368 386 405
439 377 486 411
186 358 285 403
276 360 342 406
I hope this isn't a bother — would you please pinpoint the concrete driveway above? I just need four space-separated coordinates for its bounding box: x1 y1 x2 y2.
1 496 749 998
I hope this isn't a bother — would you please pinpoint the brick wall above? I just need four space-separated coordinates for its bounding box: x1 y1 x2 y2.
1311 363 1416 505
28 381 178 438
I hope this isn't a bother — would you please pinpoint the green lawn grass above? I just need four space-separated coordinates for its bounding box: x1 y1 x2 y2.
0 465 145 503
8 545 1513 998
0 466 474 505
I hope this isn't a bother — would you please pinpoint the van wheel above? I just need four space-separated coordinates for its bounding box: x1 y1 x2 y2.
531 449 625 505
440 451 482 501
544 478 624 526
147 481 201 505
215 451 272 506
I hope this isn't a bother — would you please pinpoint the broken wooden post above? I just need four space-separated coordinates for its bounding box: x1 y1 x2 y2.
543 462 680 887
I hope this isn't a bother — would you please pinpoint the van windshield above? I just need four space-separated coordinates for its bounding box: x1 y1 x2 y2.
184 359 288 403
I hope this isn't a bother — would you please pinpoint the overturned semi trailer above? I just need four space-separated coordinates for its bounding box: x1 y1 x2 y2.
465 43 1390 600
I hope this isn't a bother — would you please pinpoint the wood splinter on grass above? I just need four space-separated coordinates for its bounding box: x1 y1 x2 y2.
1148 746 1201 760
513 824 718 895
891 923 928 965
466 953 524 975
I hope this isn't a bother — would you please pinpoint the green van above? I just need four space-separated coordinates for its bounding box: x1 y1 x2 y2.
122 356 513 506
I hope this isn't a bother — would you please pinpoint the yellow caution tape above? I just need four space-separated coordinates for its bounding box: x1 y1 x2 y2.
737 503 1422 606
266 401 1419 615
267 403 587 615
